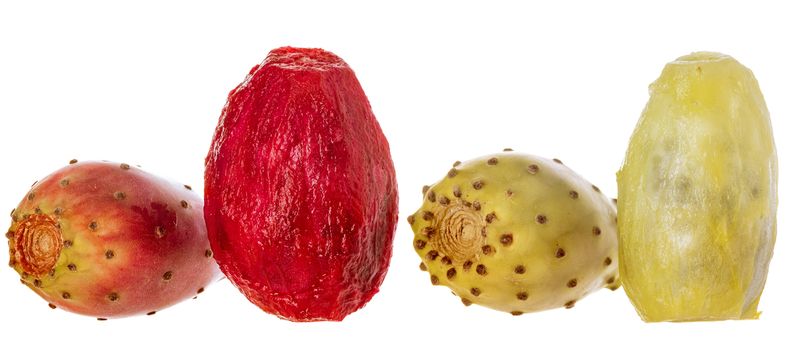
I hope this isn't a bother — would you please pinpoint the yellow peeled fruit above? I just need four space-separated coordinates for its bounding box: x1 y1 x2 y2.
617 52 778 322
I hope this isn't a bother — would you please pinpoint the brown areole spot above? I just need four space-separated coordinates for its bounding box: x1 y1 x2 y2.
427 191 436 202
517 292 528 300
463 260 473 271
555 248 566 258
514 265 526 274
430 275 439 285
155 226 166 238
426 250 439 261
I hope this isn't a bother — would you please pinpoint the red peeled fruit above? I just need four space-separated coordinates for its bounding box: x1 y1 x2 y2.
205 47 398 322
6 161 222 319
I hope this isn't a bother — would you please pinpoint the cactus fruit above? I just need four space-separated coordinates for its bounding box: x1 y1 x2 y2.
617 52 778 322
204 47 398 322
409 152 618 315
6 161 222 319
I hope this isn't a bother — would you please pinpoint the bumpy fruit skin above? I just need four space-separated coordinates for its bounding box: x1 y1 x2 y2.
410 152 618 315
617 52 778 322
6 161 222 319
204 47 398 322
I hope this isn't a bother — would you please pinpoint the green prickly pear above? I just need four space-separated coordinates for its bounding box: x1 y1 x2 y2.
409 151 619 315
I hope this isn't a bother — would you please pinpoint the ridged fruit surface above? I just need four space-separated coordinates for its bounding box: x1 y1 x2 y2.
409 152 618 315
617 52 778 322
6 160 221 319
204 47 398 322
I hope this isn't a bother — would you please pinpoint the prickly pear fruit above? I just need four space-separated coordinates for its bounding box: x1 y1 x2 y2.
204 47 398 322
410 152 618 315
617 52 777 322
6 161 222 319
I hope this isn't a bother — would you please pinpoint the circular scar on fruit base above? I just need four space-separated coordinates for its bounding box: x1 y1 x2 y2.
13 214 63 277
429 203 486 264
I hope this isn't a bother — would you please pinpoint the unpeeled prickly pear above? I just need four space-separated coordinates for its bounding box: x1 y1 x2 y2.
617 52 777 322
410 152 618 315
204 47 398 322
6 161 222 319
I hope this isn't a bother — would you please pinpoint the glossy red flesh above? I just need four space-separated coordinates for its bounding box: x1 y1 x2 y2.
6 161 222 318
205 47 398 321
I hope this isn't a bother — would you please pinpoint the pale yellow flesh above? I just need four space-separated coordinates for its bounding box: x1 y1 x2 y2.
617 52 778 322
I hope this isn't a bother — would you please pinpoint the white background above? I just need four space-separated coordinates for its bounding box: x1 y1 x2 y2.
0 1 787 349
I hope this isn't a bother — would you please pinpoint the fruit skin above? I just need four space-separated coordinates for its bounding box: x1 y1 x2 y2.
204 47 398 322
6 161 222 319
617 52 777 322
410 152 618 315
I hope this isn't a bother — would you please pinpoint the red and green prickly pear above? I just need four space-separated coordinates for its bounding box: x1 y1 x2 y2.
410 151 619 315
6 160 222 319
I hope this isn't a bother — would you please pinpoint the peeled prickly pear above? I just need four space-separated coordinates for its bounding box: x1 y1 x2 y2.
617 52 778 322
6 161 222 319
410 152 619 315
204 47 398 322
